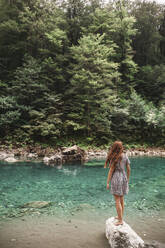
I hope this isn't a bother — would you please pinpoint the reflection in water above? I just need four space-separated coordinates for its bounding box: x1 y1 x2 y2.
62 168 78 176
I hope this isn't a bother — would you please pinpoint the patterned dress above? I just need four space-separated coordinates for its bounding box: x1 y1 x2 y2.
110 154 130 196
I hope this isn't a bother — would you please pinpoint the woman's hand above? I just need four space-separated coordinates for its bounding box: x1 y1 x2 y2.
107 183 110 189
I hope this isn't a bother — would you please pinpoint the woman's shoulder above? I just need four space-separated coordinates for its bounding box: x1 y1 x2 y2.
121 153 130 161
123 153 130 164
121 153 127 158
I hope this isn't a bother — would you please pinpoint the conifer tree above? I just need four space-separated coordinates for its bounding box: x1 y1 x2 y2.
64 34 119 143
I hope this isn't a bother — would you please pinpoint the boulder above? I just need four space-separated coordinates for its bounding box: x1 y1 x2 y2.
21 201 51 209
161 152 165 157
43 154 62 166
62 145 81 155
0 152 14 160
43 145 86 166
0 152 8 160
106 217 144 248
62 145 86 163
43 156 50 164
27 153 38 159
4 157 18 163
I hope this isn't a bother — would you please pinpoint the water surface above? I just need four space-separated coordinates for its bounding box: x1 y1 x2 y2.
0 157 165 219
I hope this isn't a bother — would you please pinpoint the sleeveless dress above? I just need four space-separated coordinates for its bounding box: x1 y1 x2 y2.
110 154 130 196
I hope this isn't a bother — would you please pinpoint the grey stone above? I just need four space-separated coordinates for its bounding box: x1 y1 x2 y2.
62 145 80 155
27 153 38 158
43 154 62 165
144 242 159 248
43 145 86 166
4 157 17 163
0 152 14 160
106 217 144 248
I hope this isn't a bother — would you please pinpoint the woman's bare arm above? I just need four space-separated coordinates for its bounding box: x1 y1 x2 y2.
104 158 109 168
106 164 115 189
126 163 131 182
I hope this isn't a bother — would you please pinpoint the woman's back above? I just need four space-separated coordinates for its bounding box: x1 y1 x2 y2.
114 153 130 171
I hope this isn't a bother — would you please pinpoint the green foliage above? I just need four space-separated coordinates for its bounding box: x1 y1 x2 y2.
111 90 165 144
10 55 64 143
114 2 138 88
0 0 164 146
135 64 165 106
132 0 163 66
84 3 138 95
0 96 21 136
64 33 119 143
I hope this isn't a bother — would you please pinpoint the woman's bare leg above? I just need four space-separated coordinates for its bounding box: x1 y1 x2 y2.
120 196 124 218
114 195 123 225
115 196 124 219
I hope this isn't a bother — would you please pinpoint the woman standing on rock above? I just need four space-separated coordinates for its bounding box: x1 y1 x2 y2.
104 141 131 226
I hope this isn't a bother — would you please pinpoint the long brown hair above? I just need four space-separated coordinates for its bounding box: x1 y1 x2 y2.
106 141 123 167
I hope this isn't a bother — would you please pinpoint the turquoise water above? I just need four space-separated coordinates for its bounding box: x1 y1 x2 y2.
0 157 165 219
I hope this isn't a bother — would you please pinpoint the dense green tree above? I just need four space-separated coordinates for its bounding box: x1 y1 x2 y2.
0 0 25 79
10 55 64 144
64 34 119 143
135 64 165 106
111 91 165 145
131 0 163 66
0 0 164 147
85 2 137 95
0 96 21 137
113 0 137 89
159 11 165 63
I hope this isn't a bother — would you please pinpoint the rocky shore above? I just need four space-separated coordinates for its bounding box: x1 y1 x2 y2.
0 145 165 166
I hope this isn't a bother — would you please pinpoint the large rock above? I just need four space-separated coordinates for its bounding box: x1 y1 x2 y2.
43 156 50 164
87 149 107 160
62 145 86 163
0 152 14 160
62 145 80 155
0 152 7 160
106 217 144 248
43 154 62 166
4 157 18 163
27 153 38 159
21 201 51 209
43 145 86 166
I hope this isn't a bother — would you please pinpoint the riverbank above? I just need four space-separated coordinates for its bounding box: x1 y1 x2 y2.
0 209 165 248
0 145 165 165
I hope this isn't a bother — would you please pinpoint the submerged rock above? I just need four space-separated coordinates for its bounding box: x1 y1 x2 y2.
75 203 94 211
106 217 145 248
21 201 51 209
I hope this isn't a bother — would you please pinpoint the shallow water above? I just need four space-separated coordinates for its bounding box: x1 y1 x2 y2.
0 157 165 219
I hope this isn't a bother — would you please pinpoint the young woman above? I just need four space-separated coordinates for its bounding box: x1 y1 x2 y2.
104 141 131 226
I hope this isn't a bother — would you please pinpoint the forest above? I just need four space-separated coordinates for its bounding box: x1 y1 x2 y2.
0 0 165 148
